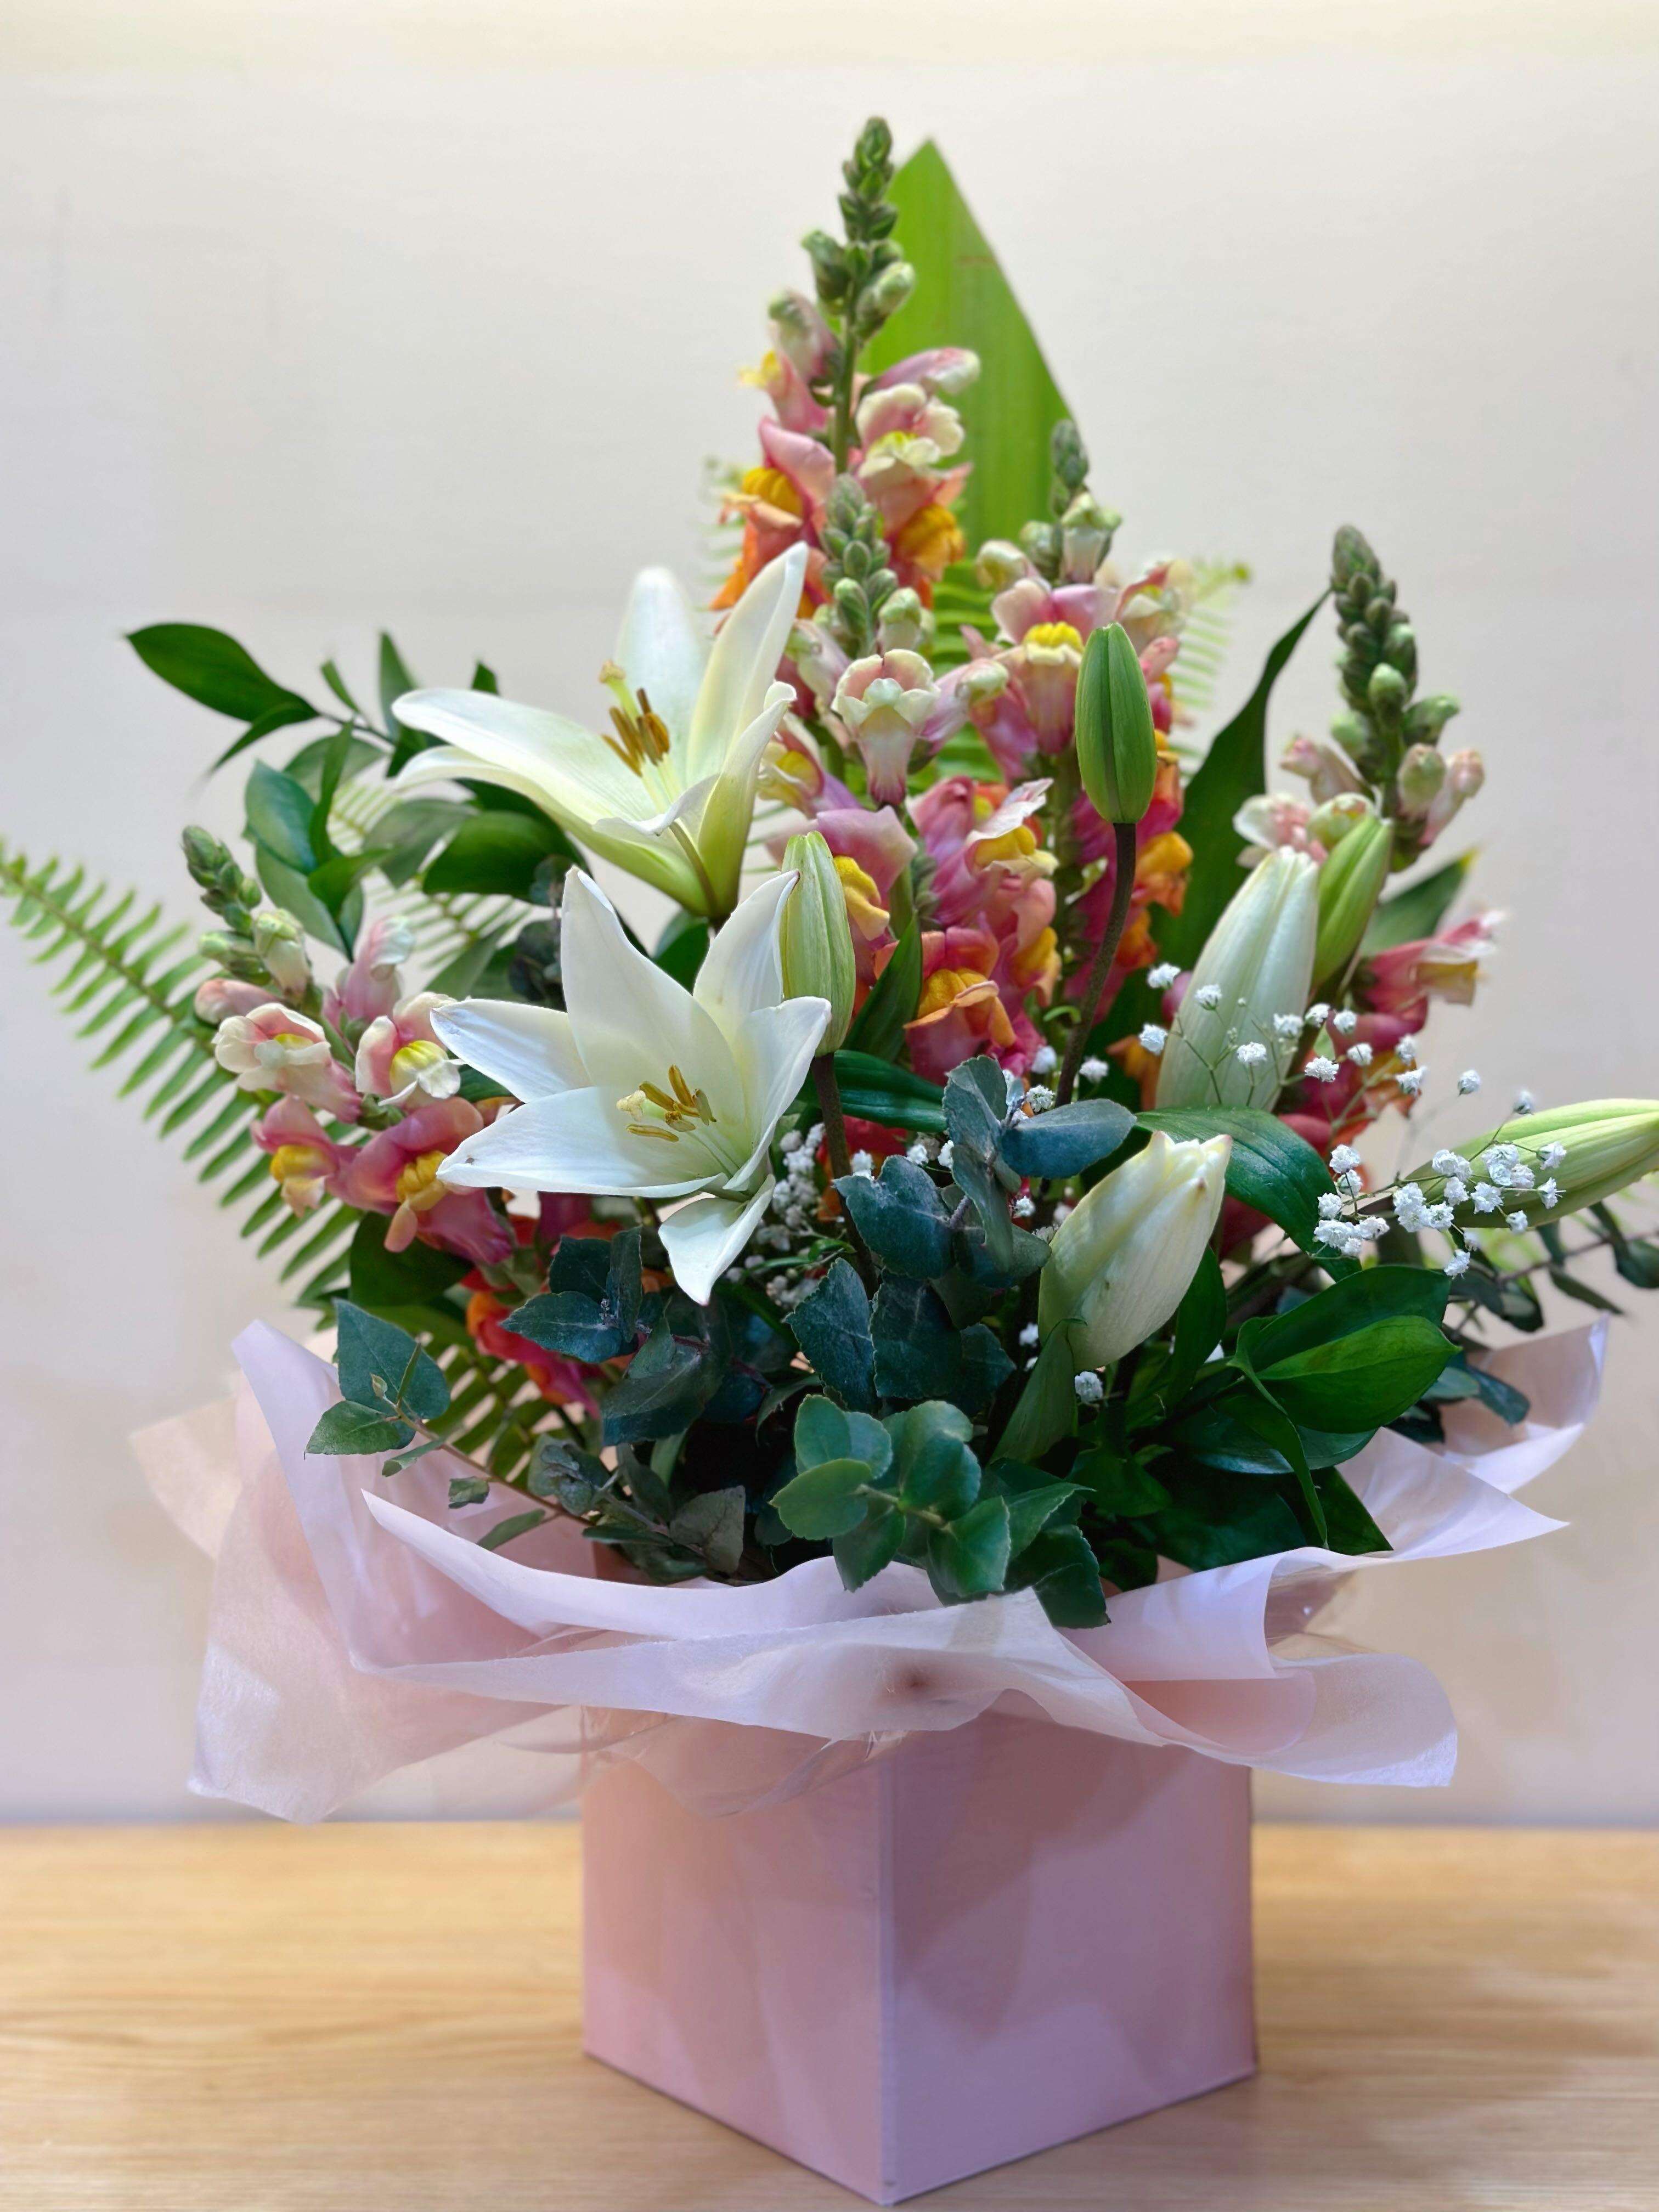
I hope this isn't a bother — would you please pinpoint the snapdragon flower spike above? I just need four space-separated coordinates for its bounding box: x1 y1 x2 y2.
391 545 807 919
428 870 830 1304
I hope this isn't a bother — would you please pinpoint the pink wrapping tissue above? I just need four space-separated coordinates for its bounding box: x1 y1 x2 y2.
131 1316 1605 1825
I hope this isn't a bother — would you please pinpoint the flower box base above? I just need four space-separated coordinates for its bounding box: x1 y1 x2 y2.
581 1712 1256 2205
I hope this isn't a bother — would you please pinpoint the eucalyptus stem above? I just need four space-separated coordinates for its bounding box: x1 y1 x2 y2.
1056 821 1139 1108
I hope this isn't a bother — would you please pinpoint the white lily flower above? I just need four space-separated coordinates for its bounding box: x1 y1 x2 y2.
429 868 830 1302
390 544 807 919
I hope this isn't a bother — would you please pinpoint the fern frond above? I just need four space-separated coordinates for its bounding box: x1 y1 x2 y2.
2 842 356 1306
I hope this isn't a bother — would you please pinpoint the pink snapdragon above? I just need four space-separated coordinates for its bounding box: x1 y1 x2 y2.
1357 913 1498 1028
212 1003 360 1122
831 650 943 803
324 915 416 1031
194 975 272 1024
252 1098 353 1216
334 1097 515 1266
354 991 461 1107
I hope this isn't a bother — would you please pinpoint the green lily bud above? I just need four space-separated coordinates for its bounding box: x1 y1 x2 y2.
1039 1129 1231 1368
1314 810 1393 984
779 833 857 1052
1075 623 1158 828
1408 1101 1659 1220
1156 848 1320 1111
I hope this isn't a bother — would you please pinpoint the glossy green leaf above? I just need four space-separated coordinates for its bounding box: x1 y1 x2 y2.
1362 850 1477 955
847 917 921 1060
1008 1523 1107 1627
478 1509 549 1552
830 1051 947 1135
1139 1106 1336 1253
1153 594 1327 967
771 1456 873 1539
995 1329 1076 1464
424 811 571 899
129 624 315 725
865 139 1071 549
245 762 319 874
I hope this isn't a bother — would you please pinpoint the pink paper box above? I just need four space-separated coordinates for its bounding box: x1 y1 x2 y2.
582 1712 1256 2203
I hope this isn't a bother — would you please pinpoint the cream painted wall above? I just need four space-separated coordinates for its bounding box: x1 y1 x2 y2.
3 8 1657 1820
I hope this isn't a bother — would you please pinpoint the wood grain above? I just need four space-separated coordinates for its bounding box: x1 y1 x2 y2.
1 1822 1655 2209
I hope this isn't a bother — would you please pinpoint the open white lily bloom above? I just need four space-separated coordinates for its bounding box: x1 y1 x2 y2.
390 545 807 919
430 868 829 1303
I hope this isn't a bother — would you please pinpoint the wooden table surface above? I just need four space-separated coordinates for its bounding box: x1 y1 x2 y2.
2 1822 1655 2210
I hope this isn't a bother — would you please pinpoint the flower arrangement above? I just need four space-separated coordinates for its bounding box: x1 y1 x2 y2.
12 117 1659 1645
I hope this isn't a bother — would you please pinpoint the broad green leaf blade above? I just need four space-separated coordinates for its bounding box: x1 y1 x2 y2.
1154 593 1328 968
128 624 315 724
1362 850 1478 955
847 917 921 1061
828 1051 946 1135
865 139 1071 550
1139 1106 1337 1254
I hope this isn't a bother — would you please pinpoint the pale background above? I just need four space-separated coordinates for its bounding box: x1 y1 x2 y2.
3 1 1656 1822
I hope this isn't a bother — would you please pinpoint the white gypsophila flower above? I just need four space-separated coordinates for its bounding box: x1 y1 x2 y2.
1392 1181 1426 1228
1013 1194 1035 1220
1305 1002 1330 1028
1272 1012 1304 1042
1024 1084 1056 1113
1332 1009 1358 1035
906 1141 931 1166
1305 1054 1340 1084
938 1141 955 1170
1432 1150 1472 1178
1506 1211 1530 1232
1079 1056 1108 1082
1347 1042 1374 1068
1235 1041 1268 1068
1472 1182 1502 1213
1514 1090 1537 1114
1486 1156 1515 1188
1147 962 1181 990
1540 1177 1560 1207
1030 1043 1058 1075
1444 1177 1468 1204
1396 1034 1419 1066
850 1149 875 1178
1018 1322 1040 1347
1426 1202 1454 1228
1541 1142 1567 1170
1074 1371 1105 1406
1444 1248 1471 1277
1335 1170 1363 1198
1330 1143 1362 1173
1318 1193 1344 1218
1458 1069 1482 1094
1051 1200 1072 1224
780 1128 803 1155
1193 983 1223 1010
1138 1023 1168 1055
430 868 828 1303
1397 1070 1424 1096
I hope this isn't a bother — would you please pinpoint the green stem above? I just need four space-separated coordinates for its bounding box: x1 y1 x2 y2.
811 1053 876 1286
1056 820 1139 1108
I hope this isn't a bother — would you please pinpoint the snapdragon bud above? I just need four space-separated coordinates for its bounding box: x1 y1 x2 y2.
1314 809 1394 985
865 259 916 322
1059 490 1119 581
1155 848 1320 1111
778 836 857 1052
876 587 933 654
1397 744 1447 816
974 540 1028 591
252 907 312 997
198 929 267 983
1409 1100 1659 1219
1074 622 1158 827
1404 693 1461 746
1306 792 1372 850
1039 1129 1231 1368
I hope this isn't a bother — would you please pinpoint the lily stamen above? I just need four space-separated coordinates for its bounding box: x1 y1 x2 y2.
597 662 673 776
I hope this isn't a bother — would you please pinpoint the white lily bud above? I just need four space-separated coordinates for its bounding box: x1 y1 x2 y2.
1155 848 1319 1110
1039 1130 1231 1368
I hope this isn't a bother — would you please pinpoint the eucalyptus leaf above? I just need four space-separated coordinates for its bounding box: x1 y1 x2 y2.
668 1486 748 1574
998 1097 1134 1181
478 1509 548 1552
305 1400 412 1456
788 1259 877 1412
928 1496 1011 1601
834 1155 952 1279
334 1301 449 1420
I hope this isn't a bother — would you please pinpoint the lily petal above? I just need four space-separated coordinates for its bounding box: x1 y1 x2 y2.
391 690 647 826
438 1087 711 1201
685 544 807 786
616 567 707 746
693 868 793 1032
558 871 747 1140
431 1000 588 1101
658 1181 776 1304
726 995 831 1192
